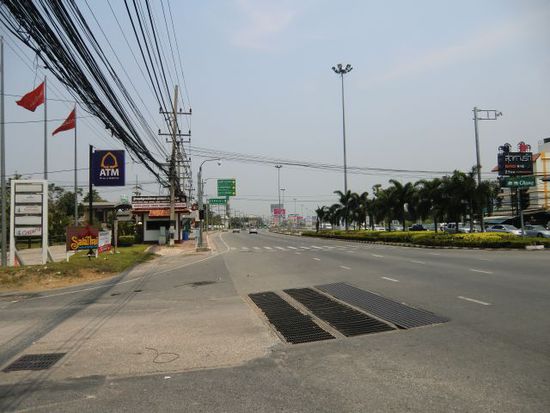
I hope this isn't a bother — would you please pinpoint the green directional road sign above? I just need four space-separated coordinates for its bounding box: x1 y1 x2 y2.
208 197 227 205
217 179 236 196
501 175 536 188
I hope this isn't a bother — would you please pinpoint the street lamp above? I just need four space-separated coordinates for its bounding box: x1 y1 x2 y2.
332 63 352 230
275 165 282 225
197 158 221 249
473 107 502 232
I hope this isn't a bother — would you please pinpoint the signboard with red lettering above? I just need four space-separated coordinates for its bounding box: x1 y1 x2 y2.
66 226 99 251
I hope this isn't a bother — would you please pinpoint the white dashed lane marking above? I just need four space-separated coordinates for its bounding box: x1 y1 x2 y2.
253 247 261 250
339 265 351 270
458 296 491 306
275 246 286 251
287 246 297 250
311 246 323 249
381 276 399 282
371 254 384 258
470 268 493 274
264 246 273 250
410 260 426 265
300 246 311 250
313 258 321 261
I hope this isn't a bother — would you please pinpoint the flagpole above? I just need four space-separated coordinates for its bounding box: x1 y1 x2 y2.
0 37 7 267
44 76 47 180
74 104 78 225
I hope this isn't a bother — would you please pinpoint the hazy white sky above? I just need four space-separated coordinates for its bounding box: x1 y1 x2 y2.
2 0 549 217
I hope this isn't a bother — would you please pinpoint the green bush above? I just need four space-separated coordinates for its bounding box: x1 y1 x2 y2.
302 230 550 249
118 235 135 247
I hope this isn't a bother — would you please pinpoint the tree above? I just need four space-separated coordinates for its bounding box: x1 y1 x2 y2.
333 190 354 230
415 178 443 232
82 189 106 203
315 206 327 232
387 180 416 230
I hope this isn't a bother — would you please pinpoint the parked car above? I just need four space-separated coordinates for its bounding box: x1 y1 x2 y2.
444 223 471 233
373 225 386 231
232 228 241 233
486 224 522 235
523 225 550 238
409 224 428 231
248 227 258 234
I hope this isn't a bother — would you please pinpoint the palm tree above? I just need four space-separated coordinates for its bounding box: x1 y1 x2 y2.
327 203 343 228
314 206 327 232
415 178 443 232
388 180 416 230
355 191 369 229
334 190 354 230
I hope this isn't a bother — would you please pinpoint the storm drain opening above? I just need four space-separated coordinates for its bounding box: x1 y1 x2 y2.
249 292 335 344
3 353 66 372
283 288 395 337
317 282 449 329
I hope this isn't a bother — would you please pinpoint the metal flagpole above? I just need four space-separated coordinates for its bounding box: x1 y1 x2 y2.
44 76 47 180
0 37 7 267
74 105 78 225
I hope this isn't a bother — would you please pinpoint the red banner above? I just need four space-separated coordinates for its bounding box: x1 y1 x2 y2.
66 226 99 251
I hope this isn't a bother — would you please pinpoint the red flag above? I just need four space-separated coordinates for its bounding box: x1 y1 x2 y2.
16 82 45 112
52 109 76 135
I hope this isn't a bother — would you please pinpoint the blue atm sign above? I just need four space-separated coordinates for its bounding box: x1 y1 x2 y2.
92 150 125 186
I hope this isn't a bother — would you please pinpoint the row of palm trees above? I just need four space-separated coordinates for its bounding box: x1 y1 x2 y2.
315 168 500 232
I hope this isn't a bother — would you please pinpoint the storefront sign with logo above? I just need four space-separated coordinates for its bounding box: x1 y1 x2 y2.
91 150 125 186
131 196 187 212
66 226 99 251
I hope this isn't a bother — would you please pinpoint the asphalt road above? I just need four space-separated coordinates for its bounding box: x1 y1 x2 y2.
1 230 549 412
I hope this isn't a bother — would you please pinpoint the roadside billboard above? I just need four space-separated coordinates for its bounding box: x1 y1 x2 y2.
91 150 125 186
66 226 99 251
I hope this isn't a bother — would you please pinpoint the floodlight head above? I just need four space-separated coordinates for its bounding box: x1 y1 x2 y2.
337 63 343 70
345 64 352 71
217 161 222 166
497 111 503 117
332 66 337 73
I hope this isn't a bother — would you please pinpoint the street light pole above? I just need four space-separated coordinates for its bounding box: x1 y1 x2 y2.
197 158 221 249
275 165 282 225
332 63 352 230
472 107 502 232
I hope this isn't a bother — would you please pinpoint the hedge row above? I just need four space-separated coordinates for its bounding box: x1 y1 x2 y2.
301 230 550 249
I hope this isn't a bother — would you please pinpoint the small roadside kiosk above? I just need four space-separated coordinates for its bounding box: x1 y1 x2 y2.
131 196 193 244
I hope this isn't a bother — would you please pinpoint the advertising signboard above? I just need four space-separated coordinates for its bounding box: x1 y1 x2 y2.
500 175 536 188
10 180 48 266
273 208 286 216
98 230 112 253
131 196 187 212
497 152 533 176
91 150 125 186
66 226 99 251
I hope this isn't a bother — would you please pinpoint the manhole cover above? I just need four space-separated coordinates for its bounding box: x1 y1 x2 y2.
284 288 395 337
249 292 334 344
317 282 449 329
3 353 66 372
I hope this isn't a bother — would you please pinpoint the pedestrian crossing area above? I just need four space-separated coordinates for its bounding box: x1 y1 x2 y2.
230 244 360 253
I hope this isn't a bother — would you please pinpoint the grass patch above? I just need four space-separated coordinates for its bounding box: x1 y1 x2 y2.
302 230 550 249
0 244 155 291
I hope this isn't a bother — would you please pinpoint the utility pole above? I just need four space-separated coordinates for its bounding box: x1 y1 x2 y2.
159 85 192 246
472 107 502 231
275 165 282 226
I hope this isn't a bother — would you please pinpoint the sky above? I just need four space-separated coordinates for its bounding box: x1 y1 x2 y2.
1 0 549 218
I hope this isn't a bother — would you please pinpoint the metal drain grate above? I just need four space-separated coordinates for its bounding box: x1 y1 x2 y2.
317 282 448 329
249 292 335 344
3 353 66 372
283 288 395 337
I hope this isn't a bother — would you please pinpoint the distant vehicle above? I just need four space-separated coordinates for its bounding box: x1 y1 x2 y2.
409 224 428 231
486 224 522 235
390 224 403 231
232 228 241 233
248 227 258 234
523 225 550 238
373 225 385 231
444 223 471 233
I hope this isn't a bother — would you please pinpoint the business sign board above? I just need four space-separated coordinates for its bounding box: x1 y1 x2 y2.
66 226 99 251
98 230 112 253
217 179 236 196
131 196 187 212
273 208 286 216
208 197 227 205
500 175 536 188
91 150 125 186
497 151 533 176
10 180 48 266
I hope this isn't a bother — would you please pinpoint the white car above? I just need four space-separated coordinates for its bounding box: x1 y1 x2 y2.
523 225 550 238
486 224 522 235
232 228 241 233
248 227 258 234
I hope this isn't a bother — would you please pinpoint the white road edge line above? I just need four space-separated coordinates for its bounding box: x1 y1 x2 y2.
470 269 493 274
381 276 399 282
458 296 491 306
339 265 351 270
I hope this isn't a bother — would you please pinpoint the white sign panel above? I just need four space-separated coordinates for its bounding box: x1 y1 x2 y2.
14 227 42 237
15 205 42 214
15 193 42 204
15 216 42 225
15 184 44 193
